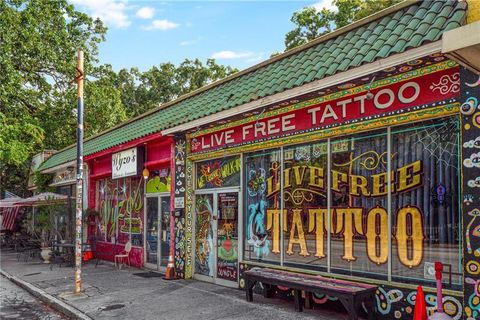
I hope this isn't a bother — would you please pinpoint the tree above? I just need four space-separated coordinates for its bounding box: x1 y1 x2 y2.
0 0 108 196
285 0 401 50
118 59 238 117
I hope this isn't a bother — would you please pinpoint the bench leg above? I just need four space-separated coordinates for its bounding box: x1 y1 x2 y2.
263 284 274 298
246 279 256 302
365 294 377 320
339 296 357 320
293 289 303 312
304 292 313 309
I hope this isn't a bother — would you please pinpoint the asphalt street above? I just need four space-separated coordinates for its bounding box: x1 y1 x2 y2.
0 275 67 320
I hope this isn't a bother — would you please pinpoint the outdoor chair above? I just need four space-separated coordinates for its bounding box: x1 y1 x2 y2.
114 241 131 269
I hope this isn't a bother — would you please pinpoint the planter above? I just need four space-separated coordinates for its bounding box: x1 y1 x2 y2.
40 247 52 263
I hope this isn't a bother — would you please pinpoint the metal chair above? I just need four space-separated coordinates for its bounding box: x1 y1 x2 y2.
114 241 132 269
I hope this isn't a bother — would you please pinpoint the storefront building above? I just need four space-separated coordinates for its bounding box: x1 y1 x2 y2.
160 1 479 319
35 1 480 319
85 135 175 269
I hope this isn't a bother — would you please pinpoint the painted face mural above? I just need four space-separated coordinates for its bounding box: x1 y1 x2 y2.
194 194 215 277
243 117 461 286
97 177 144 246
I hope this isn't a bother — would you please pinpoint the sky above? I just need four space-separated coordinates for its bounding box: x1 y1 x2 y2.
69 0 336 72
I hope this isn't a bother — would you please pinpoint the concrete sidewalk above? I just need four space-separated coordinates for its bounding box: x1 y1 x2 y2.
0 250 347 320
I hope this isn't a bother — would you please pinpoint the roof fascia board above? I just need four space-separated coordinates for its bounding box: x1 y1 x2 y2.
162 41 442 135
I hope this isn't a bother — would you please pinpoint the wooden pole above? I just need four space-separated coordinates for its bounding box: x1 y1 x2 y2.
74 50 84 294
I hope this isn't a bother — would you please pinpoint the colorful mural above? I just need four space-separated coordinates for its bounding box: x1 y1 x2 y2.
97 177 144 247
174 137 186 278
195 156 241 189
238 262 463 319
146 168 171 193
194 194 215 277
461 67 480 320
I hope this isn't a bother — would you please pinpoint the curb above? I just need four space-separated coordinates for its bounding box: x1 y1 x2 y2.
0 269 93 320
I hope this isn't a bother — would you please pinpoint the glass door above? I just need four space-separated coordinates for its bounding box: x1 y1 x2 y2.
194 190 239 286
194 193 215 278
145 195 170 270
216 192 239 283
159 196 170 266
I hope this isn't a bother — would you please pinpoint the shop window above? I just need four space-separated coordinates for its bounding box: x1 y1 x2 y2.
96 176 144 246
282 142 328 270
244 149 281 265
146 168 171 193
195 156 240 189
241 117 461 289
391 118 461 287
330 131 388 279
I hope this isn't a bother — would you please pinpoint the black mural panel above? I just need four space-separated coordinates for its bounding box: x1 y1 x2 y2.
460 67 480 320
174 137 186 278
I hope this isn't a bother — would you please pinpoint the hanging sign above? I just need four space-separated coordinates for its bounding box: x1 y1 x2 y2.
112 147 143 179
191 67 459 153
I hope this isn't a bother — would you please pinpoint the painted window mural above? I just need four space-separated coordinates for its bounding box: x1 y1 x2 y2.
96 177 144 246
244 149 281 265
196 156 241 189
243 117 461 288
195 193 215 276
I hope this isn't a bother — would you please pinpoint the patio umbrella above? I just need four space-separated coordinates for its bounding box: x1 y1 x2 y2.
14 192 70 207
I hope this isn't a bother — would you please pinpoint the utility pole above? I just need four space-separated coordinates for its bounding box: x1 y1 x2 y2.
74 50 84 294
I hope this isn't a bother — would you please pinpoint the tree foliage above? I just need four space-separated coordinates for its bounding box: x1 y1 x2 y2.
114 59 237 117
285 0 401 50
0 0 237 197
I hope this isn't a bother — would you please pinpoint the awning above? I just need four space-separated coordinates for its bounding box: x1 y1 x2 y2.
0 206 23 231
0 197 22 208
14 192 70 207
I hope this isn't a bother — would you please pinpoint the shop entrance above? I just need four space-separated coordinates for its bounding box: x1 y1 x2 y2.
194 189 239 287
144 194 170 271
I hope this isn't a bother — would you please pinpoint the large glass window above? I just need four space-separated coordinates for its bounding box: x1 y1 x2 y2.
242 117 461 288
330 131 388 279
391 118 461 286
244 149 281 265
96 176 144 246
283 142 328 270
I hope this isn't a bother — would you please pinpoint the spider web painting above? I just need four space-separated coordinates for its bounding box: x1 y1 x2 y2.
413 117 459 169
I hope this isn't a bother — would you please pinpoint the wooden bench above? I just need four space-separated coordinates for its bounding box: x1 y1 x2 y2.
244 267 377 320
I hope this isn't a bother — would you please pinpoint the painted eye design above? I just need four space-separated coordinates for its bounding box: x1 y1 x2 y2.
469 208 480 217
461 97 478 115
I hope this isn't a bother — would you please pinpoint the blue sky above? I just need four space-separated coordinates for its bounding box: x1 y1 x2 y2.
70 1 334 72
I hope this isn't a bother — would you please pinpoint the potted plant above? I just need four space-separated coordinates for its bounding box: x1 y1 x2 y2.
35 205 60 263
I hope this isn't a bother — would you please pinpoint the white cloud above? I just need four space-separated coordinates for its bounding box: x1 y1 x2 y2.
311 0 337 12
136 6 155 19
211 51 255 59
70 0 130 28
180 37 201 46
143 19 179 30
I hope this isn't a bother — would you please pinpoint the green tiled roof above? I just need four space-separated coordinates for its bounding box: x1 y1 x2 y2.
38 0 466 171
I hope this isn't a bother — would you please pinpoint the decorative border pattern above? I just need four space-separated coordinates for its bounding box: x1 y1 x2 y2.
184 158 194 279
190 60 457 138
188 103 459 162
